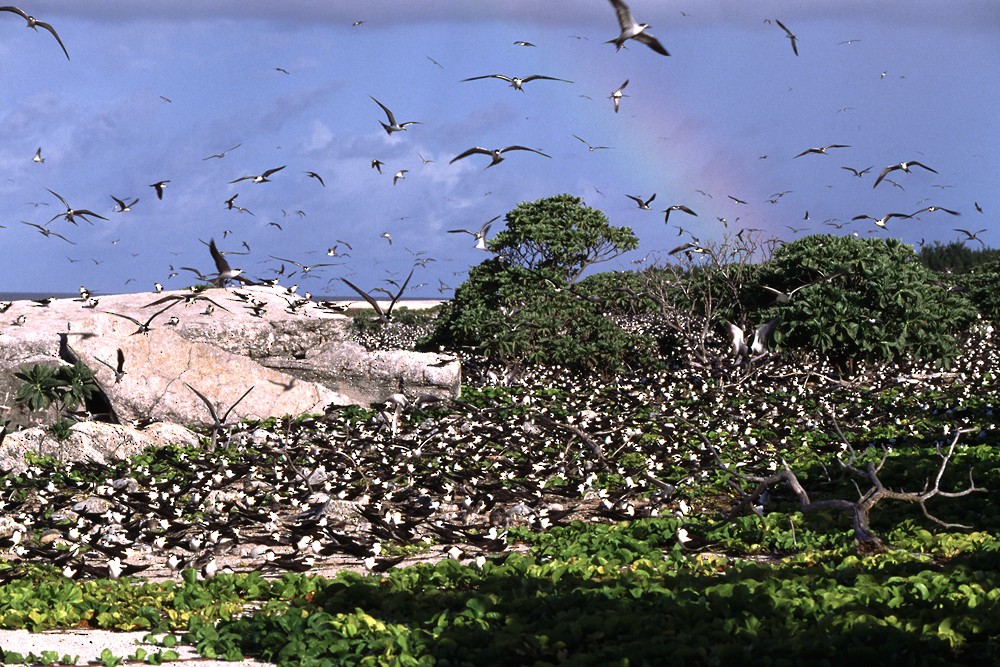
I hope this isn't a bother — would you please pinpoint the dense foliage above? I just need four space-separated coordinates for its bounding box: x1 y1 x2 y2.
919 241 1000 274
756 235 977 368
425 195 655 374
944 259 1000 324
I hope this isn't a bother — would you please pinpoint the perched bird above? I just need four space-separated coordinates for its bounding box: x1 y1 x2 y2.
626 193 656 210
370 96 421 134
724 317 780 361
609 79 629 113
460 73 573 91
662 205 698 224
1 6 70 60
774 19 798 56
230 166 286 184
149 180 170 200
605 0 670 56
448 215 499 250
873 160 938 188
794 144 849 158
304 171 326 187
450 145 551 167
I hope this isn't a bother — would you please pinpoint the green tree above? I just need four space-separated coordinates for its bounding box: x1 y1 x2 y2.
424 195 654 374
756 235 976 369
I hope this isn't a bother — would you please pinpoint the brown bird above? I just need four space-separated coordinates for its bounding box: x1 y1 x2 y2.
774 19 798 56
873 160 938 188
1 6 70 60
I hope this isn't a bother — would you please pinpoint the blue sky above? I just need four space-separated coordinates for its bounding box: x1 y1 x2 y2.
1 1 997 297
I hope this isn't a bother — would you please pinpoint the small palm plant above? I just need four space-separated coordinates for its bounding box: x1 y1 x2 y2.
13 362 100 443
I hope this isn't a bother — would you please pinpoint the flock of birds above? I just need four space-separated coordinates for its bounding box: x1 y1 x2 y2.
2 1 988 301
0 304 994 580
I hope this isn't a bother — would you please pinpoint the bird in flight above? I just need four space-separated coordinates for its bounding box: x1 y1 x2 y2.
371 159 384 174
513 40 535 47
954 228 987 246
448 216 500 250
852 212 913 228
794 144 850 158
149 180 170 200
873 160 938 188
111 195 139 212
911 205 960 217
341 269 414 323
21 220 75 244
205 238 248 286
393 169 409 185
230 165 286 184
32 147 44 164
370 96 421 134
606 0 670 56
626 193 656 210
724 317 780 361
450 146 551 168
202 144 241 160
1 6 70 60
662 205 698 224
774 19 798 56
460 73 573 91
45 188 109 225
609 79 629 113
573 135 611 152
305 171 326 187
93 348 127 384
841 166 872 178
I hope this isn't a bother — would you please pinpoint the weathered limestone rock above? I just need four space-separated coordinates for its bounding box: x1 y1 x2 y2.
0 286 459 428
0 421 202 475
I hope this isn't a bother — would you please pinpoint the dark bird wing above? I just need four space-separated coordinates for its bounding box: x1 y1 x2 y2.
262 165 286 178
499 145 551 158
633 31 670 56
522 74 574 83
209 238 232 275
450 147 493 164
370 96 397 124
609 0 637 31
909 160 938 174
461 74 511 82
386 268 415 319
341 278 387 321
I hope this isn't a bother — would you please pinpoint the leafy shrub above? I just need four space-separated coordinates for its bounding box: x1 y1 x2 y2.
14 362 100 420
945 259 1000 323
756 235 977 368
425 195 658 374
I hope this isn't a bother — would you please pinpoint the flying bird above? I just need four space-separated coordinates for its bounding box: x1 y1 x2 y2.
774 19 798 56
207 238 248 286
202 144 241 160
371 159 384 174
32 147 44 164
460 73 573 91
609 79 629 113
230 165 286 184
513 40 536 47
841 166 872 178
1 6 70 60
111 195 138 212
724 317 781 361
573 135 611 152
662 205 698 224
851 212 913 228
448 216 500 250
21 220 75 244
911 205 960 217
449 146 551 167
794 144 850 158
669 242 708 257
93 349 127 384
626 193 656 210
954 228 987 246
873 160 938 188
305 171 326 187
45 189 108 225
393 169 409 185
149 180 170 200
341 269 414 323
605 0 670 56
370 96 421 134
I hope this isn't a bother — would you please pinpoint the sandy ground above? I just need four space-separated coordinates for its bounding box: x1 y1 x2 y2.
0 628 275 666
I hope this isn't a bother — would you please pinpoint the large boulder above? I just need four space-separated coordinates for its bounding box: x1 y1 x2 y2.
0 421 201 475
0 286 458 428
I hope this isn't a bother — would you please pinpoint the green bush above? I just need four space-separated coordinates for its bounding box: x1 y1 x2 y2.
757 235 977 368
424 195 658 374
946 259 1000 323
